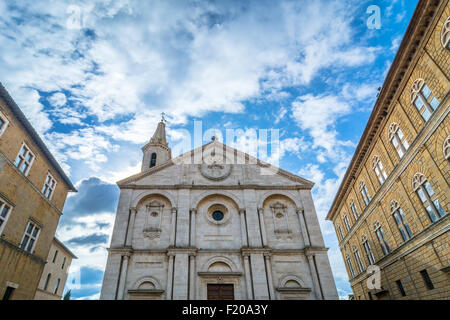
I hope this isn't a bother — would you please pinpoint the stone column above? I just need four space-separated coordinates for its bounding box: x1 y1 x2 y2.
188 252 196 300
264 253 275 300
166 252 175 300
125 208 137 247
250 253 270 299
296 208 310 247
239 209 248 247
172 252 189 299
306 252 323 300
169 207 177 246
243 254 253 299
190 208 197 247
117 254 130 300
257 208 268 247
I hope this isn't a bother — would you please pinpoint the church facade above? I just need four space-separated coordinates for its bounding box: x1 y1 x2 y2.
100 120 338 300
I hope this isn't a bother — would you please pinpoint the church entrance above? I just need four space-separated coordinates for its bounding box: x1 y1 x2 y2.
207 284 234 300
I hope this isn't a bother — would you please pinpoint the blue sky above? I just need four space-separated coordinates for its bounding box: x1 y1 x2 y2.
0 0 418 299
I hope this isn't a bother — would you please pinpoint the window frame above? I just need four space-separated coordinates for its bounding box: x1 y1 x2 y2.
353 246 364 273
350 200 359 221
346 255 356 278
0 109 9 138
19 221 41 254
359 181 371 206
42 172 57 201
372 155 387 184
388 123 409 159
336 224 344 241
343 215 351 232
412 173 445 223
0 199 13 236
410 79 439 121
362 235 376 265
14 143 36 176
374 221 390 256
390 200 413 242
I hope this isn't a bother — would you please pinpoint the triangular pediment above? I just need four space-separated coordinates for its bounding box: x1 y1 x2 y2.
117 140 314 188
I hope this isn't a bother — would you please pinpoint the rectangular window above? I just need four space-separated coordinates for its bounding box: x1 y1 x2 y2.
14 144 35 176
20 221 40 253
396 280 406 297
337 225 344 240
420 269 434 290
41 173 57 200
393 208 413 242
0 199 12 235
52 250 58 263
354 249 364 273
344 216 351 231
347 257 355 278
376 227 390 255
62 257 66 269
350 202 359 221
363 240 376 265
0 110 9 138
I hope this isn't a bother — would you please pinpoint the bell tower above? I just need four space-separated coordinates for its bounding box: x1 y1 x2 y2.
141 114 171 172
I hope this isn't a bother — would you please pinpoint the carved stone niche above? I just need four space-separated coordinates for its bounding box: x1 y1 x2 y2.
143 201 164 240
270 201 292 239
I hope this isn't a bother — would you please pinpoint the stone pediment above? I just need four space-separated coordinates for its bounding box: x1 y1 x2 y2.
117 140 314 188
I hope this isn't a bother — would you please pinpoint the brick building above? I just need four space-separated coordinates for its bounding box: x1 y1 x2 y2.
0 83 77 300
326 0 449 300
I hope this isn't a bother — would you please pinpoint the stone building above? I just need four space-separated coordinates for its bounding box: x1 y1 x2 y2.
34 237 77 300
0 83 77 300
326 0 449 300
101 120 338 300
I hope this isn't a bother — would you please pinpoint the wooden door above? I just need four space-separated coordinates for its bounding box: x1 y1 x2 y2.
207 284 234 300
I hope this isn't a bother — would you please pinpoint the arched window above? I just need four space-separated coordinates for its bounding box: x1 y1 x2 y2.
359 181 371 206
362 235 375 265
412 173 445 222
390 200 413 242
150 153 157 168
410 79 440 121
441 16 450 49
346 254 356 278
353 245 364 273
443 135 450 160
372 155 388 184
350 200 359 221
374 221 390 256
54 278 61 295
44 273 51 291
388 123 409 158
343 215 351 231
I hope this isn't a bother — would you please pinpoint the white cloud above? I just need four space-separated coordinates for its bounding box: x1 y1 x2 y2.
48 92 67 107
292 94 354 162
